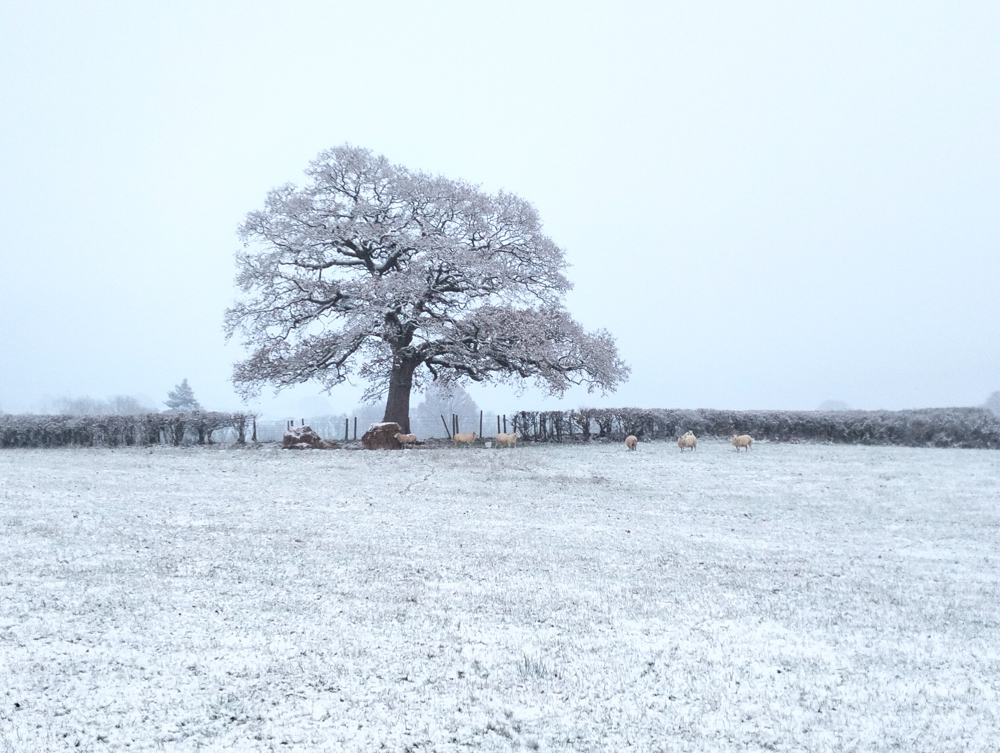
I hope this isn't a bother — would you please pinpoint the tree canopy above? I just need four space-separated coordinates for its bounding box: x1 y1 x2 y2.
225 145 628 427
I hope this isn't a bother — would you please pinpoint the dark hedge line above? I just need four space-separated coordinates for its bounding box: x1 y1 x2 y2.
0 411 256 449
510 407 1000 449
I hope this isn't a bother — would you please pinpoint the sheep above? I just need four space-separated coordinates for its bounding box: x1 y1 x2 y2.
677 431 697 451
495 432 519 447
732 434 753 451
394 432 417 448
625 435 638 450
453 431 477 446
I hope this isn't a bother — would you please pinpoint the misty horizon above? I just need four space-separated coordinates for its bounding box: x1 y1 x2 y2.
2 3 997 419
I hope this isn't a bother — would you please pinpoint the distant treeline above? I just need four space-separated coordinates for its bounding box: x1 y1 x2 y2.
0 411 256 449
511 407 1000 449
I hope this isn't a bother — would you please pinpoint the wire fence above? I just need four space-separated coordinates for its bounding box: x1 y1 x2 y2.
254 410 515 443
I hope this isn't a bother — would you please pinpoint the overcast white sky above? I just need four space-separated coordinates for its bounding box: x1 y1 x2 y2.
1 1 998 419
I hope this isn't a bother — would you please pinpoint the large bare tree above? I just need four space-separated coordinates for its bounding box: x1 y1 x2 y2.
225 145 629 427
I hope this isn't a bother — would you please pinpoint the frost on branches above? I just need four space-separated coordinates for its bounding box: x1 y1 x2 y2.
225 145 629 426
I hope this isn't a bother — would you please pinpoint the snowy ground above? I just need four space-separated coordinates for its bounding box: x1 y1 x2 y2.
1 440 998 752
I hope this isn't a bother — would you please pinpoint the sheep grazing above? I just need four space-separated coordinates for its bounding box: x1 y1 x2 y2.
394 432 417 448
495 432 519 447
677 431 697 451
732 434 753 451
453 431 477 446
625 435 638 451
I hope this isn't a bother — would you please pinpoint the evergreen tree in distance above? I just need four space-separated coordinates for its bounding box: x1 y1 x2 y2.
165 379 202 412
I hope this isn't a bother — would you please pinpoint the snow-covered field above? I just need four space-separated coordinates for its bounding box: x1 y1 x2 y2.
1 441 998 752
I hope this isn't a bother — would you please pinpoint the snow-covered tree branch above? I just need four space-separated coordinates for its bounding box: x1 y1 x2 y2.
225 145 629 427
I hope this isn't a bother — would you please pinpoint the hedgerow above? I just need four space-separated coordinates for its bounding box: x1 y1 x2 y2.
0 411 256 449
510 407 1000 449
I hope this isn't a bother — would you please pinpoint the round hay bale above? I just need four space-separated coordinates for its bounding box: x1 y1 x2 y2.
362 422 402 450
282 425 324 449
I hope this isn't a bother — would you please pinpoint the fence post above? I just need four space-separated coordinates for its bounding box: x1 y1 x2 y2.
503 414 507 434
252 418 257 443
497 415 501 435
440 415 452 439
353 417 357 440
479 410 483 438
344 418 349 441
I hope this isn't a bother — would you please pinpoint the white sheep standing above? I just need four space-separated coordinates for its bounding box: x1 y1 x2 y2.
453 431 477 446
495 432 519 447
394 432 417 448
677 431 697 451
732 434 753 451
625 435 638 451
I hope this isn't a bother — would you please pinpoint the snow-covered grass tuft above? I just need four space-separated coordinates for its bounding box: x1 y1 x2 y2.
1 441 998 751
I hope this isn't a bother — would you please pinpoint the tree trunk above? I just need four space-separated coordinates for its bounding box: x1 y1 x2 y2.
382 356 418 431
